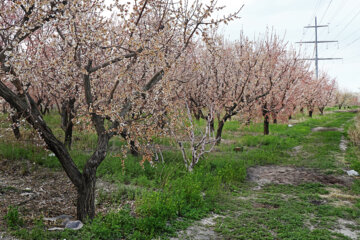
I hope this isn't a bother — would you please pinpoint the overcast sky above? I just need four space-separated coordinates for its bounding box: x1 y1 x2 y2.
217 0 360 92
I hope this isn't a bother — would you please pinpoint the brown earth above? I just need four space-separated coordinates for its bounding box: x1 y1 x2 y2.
0 158 77 229
247 165 353 187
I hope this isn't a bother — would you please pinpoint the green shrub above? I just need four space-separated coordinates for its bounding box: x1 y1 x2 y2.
136 191 177 219
217 161 246 184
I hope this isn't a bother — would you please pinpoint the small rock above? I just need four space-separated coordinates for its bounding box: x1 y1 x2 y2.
48 153 55 157
48 227 65 231
292 146 302 151
20 192 34 197
288 124 293 127
65 220 83 230
347 170 359 176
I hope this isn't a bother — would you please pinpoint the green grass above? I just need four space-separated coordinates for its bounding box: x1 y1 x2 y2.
216 183 360 240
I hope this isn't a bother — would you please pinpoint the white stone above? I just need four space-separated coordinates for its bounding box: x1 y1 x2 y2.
346 170 359 176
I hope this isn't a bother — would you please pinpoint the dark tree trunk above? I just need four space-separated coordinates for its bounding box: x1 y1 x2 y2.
11 113 21 139
194 113 200 121
216 120 225 145
76 132 109 221
288 115 292 120
309 110 313 118
215 112 233 145
2 104 7 114
61 98 75 150
40 101 51 115
245 117 251 125
64 121 73 149
338 105 342 109
273 118 277 124
319 107 324 115
130 140 138 156
262 104 270 135
300 107 304 114
209 118 214 132
264 114 270 135
192 108 204 121
77 172 96 221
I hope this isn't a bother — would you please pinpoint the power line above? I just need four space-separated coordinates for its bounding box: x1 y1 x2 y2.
345 35 360 48
326 3 360 57
333 8 360 39
341 28 360 44
326 1 360 40
327 0 349 23
319 0 333 24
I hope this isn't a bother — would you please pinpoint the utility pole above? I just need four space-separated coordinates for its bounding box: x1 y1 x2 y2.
297 17 342 80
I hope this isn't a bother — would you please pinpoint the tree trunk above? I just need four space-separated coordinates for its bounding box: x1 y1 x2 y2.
194 111 200 121
288 115 292 120
264 114 270 135
11 113 21 139
273 118 277 124
262 104 270 135
309 110 313 118
245 117 251 125
61 98 75 150
2 104 7 114
319 107 324 115
300 107 304 114
209 118 214 132
193 108 204 121
216 120 225 145
64 121 73 150
130 140 138 156
41 101 51 115
76 130 110 221
77 172 96 221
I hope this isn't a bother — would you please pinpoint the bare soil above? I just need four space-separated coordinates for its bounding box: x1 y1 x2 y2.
247 165 353 187
170 214 223 240
335 219 360 240
0 158 77 229
0 158 117 230
311 127 343 132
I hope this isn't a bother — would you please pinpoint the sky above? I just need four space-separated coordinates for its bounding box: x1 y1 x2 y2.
217 0 360 93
